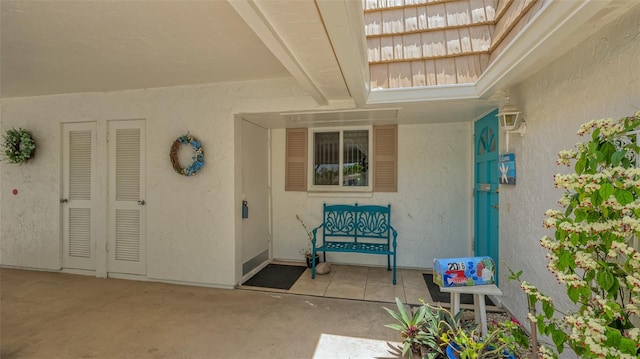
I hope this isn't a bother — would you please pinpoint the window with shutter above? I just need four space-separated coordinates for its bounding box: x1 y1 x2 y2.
285 124 397 193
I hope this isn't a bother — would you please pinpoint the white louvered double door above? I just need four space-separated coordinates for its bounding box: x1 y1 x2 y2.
62 120 146 275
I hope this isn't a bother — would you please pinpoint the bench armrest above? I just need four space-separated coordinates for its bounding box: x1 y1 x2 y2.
311 224 324 247
390 225 398 250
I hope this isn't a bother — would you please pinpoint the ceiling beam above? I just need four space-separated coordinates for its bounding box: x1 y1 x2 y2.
228 0 328 106
315 0 370 107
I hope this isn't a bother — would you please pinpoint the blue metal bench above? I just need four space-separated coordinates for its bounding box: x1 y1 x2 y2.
311 203 398 284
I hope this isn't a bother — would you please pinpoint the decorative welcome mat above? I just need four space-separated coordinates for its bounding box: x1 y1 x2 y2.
242 264 306 290
422 273 494 306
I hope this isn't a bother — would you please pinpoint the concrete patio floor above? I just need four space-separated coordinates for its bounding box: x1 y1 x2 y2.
1 268 404 359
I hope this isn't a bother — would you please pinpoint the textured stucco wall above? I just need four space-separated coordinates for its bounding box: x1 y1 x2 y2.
0 78 318 287
498 3 640 343
271 122 473 268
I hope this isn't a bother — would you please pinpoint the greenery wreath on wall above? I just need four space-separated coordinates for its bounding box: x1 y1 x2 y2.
2 128 36 164
170 133 204 176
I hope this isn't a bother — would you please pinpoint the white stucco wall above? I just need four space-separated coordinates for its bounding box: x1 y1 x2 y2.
271 122 473 268
498 3 640 346
0 78 319 287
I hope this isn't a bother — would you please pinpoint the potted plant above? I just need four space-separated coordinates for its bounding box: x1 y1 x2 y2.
441 317 529 359
384 298 446 359
509 111 640 358
384 297 529 359
296 214 319 268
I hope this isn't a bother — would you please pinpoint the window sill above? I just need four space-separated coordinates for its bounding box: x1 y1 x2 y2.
307 191 373 198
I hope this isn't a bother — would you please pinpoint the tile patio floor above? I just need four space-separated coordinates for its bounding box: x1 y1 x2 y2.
241 262 501 311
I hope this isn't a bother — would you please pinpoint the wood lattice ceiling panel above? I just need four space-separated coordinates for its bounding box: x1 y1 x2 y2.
364 0 545 90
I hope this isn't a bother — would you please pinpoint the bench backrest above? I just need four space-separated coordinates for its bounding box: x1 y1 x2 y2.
321 203 392 244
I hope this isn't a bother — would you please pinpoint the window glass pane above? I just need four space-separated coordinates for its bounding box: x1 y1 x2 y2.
343 130 369 187
314 132 340 185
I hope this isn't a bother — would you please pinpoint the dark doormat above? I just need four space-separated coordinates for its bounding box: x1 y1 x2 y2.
422 273 494 306
243 264 306 290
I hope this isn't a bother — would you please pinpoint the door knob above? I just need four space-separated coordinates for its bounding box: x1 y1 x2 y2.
138 200 146 205
490 204 499 210
60 198 68 203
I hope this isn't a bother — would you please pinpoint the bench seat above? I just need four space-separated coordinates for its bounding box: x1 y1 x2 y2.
319 242 390 253
311 203 397 284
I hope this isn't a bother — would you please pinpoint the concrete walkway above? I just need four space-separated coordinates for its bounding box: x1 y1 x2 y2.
1 268 401 359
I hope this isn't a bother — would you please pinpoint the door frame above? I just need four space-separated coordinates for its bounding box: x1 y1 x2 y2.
234 117 273 285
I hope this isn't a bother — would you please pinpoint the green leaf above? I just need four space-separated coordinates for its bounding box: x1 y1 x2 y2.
615 189 634 206
587 210 602 223
558 251 573 271
542 301 554 319
575 157 586 174
601 142 616 162
599 183 615 199
605 328 622 347
384 324 406 331
591 190 603 206
619 337 637 354
610 276 620 297
612 151 626 166
584 269 595 282
567 286 580 303
570 232 579 245
508 270 523 281
588 158 598 173
597 270 615 291
552 330 567 352
537 319 546 336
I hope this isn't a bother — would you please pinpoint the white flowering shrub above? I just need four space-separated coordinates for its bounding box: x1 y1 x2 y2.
511 111 640 358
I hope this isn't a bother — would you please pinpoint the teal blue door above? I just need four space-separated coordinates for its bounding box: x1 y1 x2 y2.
474 110 500 283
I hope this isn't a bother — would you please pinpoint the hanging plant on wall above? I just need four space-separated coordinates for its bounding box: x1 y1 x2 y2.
2 128 36 164
170 133 205 176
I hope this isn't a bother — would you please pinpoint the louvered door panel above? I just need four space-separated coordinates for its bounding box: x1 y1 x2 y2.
68 208 91 258
115 210 140 261
108 120 146 275
62 123 97 270
116 129 140 201
69 131 92 200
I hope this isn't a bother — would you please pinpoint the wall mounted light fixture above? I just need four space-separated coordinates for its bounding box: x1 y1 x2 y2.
497 97 526 152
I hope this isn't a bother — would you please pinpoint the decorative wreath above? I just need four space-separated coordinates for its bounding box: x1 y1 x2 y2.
170 134 204 176
2 128 36 164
